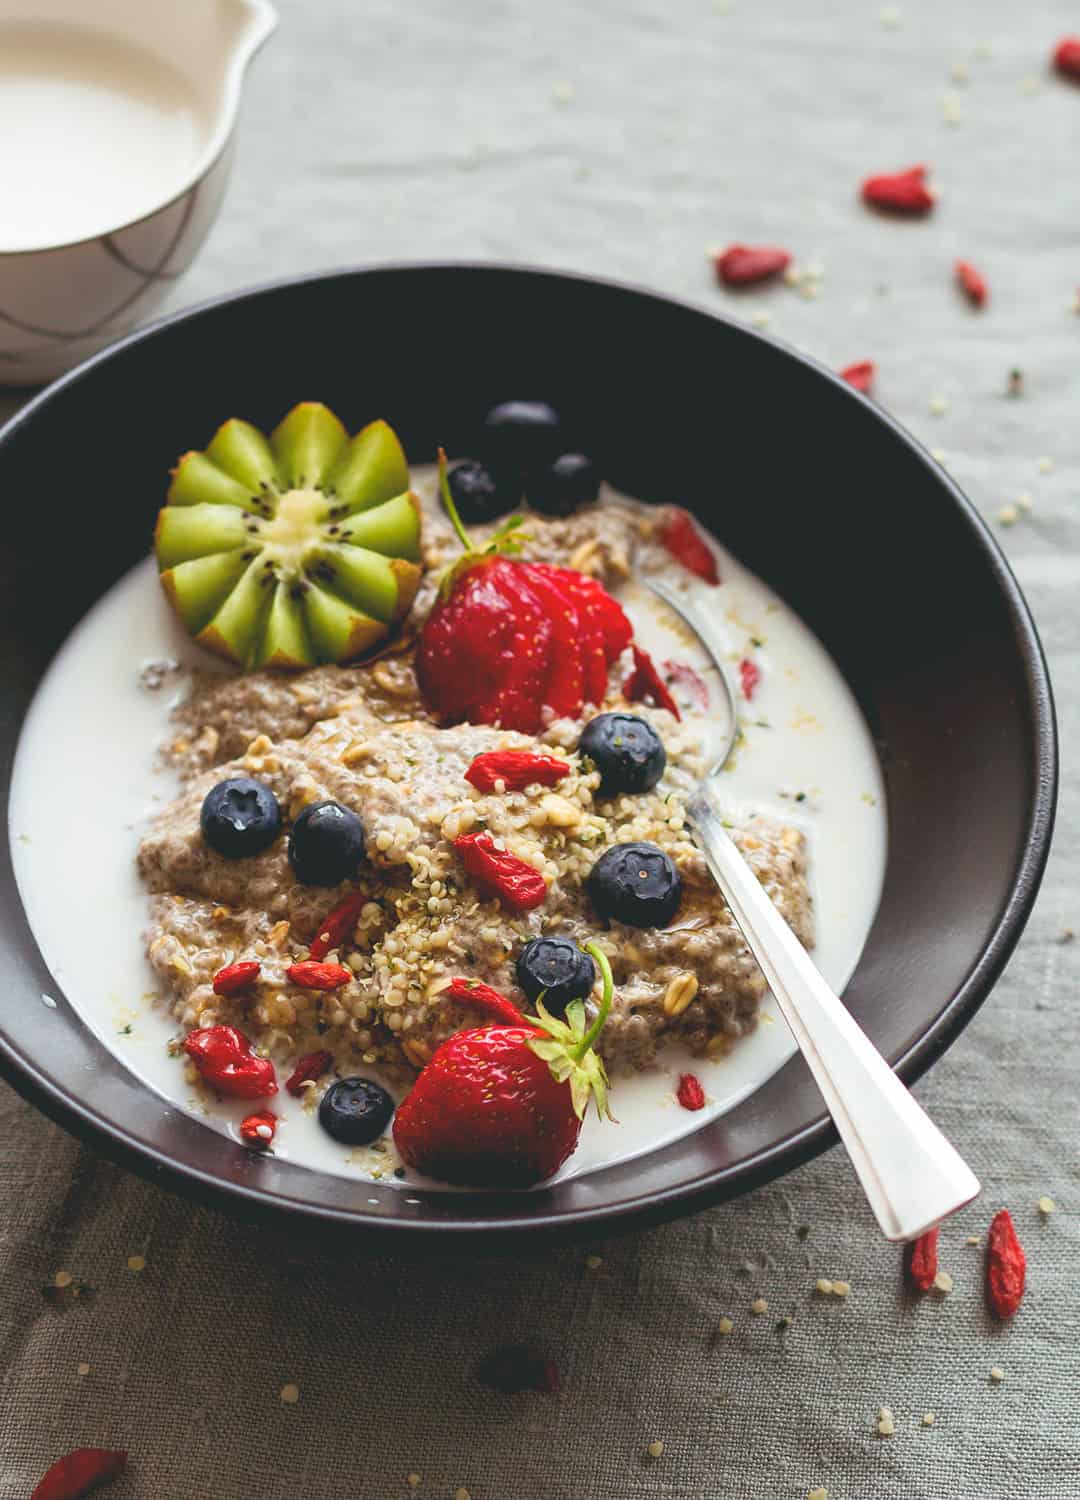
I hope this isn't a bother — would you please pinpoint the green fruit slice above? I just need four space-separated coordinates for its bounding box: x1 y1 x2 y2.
155 503 252 568
257 582 313 670
327 419 409 513
153 402 422 669
161 550 249 632
271 401 348 488
337 492 422 560
167 452 264 514
207 419 279 491
196 557 271 666
303 582 385 662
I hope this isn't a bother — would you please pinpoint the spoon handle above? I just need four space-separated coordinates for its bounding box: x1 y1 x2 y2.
688 781 980 1242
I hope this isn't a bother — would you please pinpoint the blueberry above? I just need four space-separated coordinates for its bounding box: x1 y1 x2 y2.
447 459 517 525
586 841 683 928
318 1076 394 1145
200 777 282 858
288 799 365 886
527 453 600 516
579 713 666 795
480 400 562 476
516 936 596 1015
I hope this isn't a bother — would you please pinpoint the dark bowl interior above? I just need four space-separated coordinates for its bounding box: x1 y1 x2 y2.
0 265 1056 1244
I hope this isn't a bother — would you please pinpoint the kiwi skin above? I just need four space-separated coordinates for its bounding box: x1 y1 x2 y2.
154 403 422 670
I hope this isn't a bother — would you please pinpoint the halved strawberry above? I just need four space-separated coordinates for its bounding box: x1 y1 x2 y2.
392 947 615 1187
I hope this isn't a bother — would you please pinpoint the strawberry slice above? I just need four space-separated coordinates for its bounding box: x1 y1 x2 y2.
535 564 608 707
518 563 583 720
573 570 633 660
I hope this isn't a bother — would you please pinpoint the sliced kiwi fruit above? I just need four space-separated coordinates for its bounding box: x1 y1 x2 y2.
154 402 423 669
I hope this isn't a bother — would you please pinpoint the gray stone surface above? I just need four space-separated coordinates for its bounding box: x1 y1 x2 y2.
2 1 1077 1494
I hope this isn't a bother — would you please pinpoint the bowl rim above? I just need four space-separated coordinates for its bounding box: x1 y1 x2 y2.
0 260 1059 1239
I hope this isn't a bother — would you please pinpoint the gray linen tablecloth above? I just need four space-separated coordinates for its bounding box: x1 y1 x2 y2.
2 1 1077 1494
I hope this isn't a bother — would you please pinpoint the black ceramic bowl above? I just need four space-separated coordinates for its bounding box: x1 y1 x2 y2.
0 265 1056 1245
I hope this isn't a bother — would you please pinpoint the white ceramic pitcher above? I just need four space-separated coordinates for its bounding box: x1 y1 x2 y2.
0 0 277 386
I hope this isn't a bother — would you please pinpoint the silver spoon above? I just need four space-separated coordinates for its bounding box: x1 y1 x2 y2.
643 576 980 1242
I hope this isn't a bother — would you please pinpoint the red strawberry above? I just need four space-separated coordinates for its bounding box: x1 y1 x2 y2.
393 946 614 1187
416 453 632 732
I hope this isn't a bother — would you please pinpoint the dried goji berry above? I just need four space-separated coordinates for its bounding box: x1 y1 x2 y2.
840 360 875 394
477 1344 559 1393
906 1227 939 1291
676 1073 706 1111
1053 35 1080 81
658 507 720 585
454 831 548 912
739 658 761 701
212 960 261 996
441 977 524 1026
956 260 988 307
309 890 366 961
624 644 681 720
183 1025 277 1099
861 163 935 215
286 960 352 991
31 1447 127 1500
662 660 710 710
239 1109 277 1148
713 244 792 286
986 1208 1026 1319
285 1049 333 1096
465 750 571 794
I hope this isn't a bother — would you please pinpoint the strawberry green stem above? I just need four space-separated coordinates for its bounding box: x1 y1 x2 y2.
574 943 613 1060
437 448 475 555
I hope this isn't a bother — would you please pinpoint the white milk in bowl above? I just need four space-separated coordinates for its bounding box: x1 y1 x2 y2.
0 23 210 251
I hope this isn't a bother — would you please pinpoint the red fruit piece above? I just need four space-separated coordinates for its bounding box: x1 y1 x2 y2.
516 562 584 719
662 660 710 710
861 163 935 215
840 360 875 394
465 750 571 793
239 1109 277 1148
676 1073 706 1110
395 1025 573 1185
309 890 366 961
986 1209 1026 1319
477 1345 559 1393
454 831 547 912
183 1025 277 1099
542 566 606 706
440 977 524 1026
658 507 720 585
212 960 261 996
624 644 681 720
32 1448 127 1500
1053 36 1080 80
286 961 352 991
906 1227 939 1291
713 244 792 286
417 453 635 732
955 260 988 307
739 658 760 701
285 1049 333 1096
393 944 614 1187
